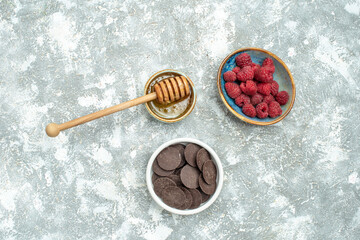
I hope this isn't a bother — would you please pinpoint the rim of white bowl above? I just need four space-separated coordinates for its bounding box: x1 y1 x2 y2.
146 138 224 215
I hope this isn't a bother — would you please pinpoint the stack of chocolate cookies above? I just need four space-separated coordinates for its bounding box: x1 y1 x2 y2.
152 143 217 210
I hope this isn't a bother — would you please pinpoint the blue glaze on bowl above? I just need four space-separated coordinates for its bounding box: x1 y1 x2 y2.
220 49 294 124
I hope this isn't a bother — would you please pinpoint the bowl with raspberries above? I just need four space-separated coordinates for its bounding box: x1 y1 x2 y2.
217 48 295 125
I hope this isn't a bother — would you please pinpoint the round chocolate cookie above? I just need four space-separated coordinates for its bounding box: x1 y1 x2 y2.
152 159 174 177
199 189 210 203
156 147 181 171
153 177 176 197
196 148 211 171
199 174 216 195
202 160 217 184
167 174 182 186
172 144 186 168
188 189 202 209
178 187 193 210
184 143 201 167
161 186 186 209
152 173 160 184
180 164 200 189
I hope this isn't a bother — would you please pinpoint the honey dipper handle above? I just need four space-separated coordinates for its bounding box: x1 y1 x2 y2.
46 92 157 137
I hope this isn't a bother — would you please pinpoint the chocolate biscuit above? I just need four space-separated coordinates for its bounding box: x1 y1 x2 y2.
152 159 174 177
178 187 193 210
202 160 217 184
153 177 176 197
196 148 211 171
172 144 186 168
199 174 216 195
180 164 200 189
184 143 201 167
188 189 202 209
156 147 181 171
161 186 186 209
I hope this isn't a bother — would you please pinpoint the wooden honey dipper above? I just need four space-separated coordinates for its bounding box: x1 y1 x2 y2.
46 76 190 137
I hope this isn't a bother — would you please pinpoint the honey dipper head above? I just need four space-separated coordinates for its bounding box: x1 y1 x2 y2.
153 76 190 104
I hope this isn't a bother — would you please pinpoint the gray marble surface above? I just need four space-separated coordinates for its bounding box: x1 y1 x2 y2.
1 0 360 239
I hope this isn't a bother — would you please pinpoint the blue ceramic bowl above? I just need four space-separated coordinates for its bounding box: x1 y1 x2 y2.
217 48 295 125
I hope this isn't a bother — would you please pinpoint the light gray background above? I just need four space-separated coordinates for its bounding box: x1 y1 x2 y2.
1 0 359 239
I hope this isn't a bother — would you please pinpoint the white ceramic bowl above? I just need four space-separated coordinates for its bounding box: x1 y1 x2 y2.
146 138 224 215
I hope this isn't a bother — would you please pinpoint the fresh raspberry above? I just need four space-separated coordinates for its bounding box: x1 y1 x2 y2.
225 82 241 99
276 91 289 105
242 103 256 118
240 80 257 96
223 71 237 82
268 101 282 118
251 63 260 72
264 65 275 74
236 66 254 82
270 81 279 96
232 66 241 74
250 93 263 106
235 53 252 68
263 95 275 104
239 82 245 92
262 58 273 66
256 102 269 119
254 67 273 83
257 83 271 96
262 58 275 74
235 94 250 108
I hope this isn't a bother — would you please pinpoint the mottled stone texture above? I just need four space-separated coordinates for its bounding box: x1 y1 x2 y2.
1 0 360 239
